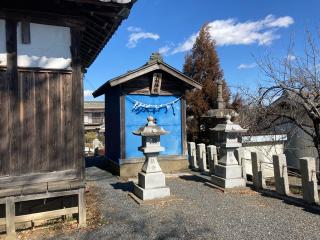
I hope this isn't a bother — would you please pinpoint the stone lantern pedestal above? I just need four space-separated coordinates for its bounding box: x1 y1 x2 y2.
211 115 248 188
132 116 170 200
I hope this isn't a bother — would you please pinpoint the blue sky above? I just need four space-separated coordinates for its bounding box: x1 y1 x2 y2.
84 0 320 101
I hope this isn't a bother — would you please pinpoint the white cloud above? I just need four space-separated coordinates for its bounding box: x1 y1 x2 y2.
172 15 294 54
84 89 93 97
127 26 142 32
286 54 296 61
158 45 171 56
172 34 197 54
238 63 257 69
126 27 160 48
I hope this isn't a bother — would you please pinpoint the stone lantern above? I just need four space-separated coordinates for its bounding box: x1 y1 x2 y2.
211 115 248 188
132 116 170 200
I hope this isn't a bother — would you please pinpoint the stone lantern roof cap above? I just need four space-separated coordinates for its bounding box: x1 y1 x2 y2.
133 116 168 136
211 115 248 133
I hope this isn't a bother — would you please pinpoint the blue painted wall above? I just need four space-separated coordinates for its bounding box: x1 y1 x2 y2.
125 94 182 158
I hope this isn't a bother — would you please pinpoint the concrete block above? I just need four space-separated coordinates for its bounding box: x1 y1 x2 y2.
211 175 246 188
138 171 166 189
133 184 170 201
300 157 319 204
207 145 218 174
235 148 246 178
273 154 289 196
251 151 266 190
196 143 207 172
214 164 243 179
187 142 198 169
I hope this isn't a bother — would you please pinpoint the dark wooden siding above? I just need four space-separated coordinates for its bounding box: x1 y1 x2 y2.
105 86 121 163
0 68 81 177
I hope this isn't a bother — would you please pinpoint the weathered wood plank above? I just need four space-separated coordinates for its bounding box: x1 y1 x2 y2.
34 72 49 172
71 28 84 180
15 207 78 223
6 19 20 176
48 73 61 172
21 71 35 175
0 70 9 176
62 73 74 170
78 188 86 227
5 197 16 239
0 169 77 189
181 97 187 155
0 189 80 204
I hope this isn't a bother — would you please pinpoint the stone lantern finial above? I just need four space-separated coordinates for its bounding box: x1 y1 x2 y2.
148 52 163 64
147 115 155 126
216 79 225 109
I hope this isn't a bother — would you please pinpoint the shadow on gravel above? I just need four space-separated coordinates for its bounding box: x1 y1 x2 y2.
179 174 210 183
111 181 134 192
85 166 115 182
259 190 320 216
85 156 106 170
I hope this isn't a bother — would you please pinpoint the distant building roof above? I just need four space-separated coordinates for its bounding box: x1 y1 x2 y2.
84 101 105 110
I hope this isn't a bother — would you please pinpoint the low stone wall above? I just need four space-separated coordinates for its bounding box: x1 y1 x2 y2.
187 142 319 205
241 134 287 178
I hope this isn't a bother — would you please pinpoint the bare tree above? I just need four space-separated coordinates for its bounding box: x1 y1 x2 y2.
247 31 320 172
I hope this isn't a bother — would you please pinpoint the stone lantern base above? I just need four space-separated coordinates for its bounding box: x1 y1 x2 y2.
134 171 170 200
211 164 246 188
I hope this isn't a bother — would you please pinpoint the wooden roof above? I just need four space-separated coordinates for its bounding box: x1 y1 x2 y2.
0 0 135 69
93 56 202 97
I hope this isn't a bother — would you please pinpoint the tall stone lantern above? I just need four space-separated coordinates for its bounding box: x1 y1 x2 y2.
211 115 248 188
132 116 170 200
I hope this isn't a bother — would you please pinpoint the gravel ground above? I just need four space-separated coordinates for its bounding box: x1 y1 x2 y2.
33 167 320 240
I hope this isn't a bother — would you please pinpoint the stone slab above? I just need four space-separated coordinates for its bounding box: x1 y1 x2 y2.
133 184 170 201
128 192 182 206
214 164 242 179
204 181 251 193
138 172 166 189
211 174 246 188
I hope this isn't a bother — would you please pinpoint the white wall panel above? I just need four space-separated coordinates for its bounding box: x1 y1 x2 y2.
17 22 71 69
0 19 7 67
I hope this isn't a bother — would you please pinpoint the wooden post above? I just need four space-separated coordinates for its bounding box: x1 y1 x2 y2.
6 19 19 176
71 27 84 180
5 197 16 240
78 188 86 227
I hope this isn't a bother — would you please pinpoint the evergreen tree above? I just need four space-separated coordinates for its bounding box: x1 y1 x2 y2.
183 24 230 141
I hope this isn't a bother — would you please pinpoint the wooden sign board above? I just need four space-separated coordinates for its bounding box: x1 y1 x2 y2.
151 73 162 95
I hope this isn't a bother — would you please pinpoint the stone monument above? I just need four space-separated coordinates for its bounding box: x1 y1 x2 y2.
210 115 248 188
132 116 171 200
201 80 239 146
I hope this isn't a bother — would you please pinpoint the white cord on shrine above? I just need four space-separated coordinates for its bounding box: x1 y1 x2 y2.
126 95 181 114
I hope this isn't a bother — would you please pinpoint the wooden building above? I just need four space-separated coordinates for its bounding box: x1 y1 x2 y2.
93 53 201 177
84 101 105 132
0 0 134 238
